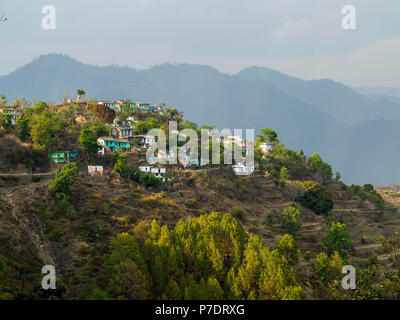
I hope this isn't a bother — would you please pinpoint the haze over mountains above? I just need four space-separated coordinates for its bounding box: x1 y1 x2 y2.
1 53 400 185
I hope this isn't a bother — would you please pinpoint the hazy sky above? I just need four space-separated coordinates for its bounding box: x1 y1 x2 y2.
1 0 399 87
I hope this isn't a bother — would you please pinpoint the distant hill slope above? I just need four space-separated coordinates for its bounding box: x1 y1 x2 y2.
355 86 400 99
1 53 400 185
236 67 400 125
376 184 400 192
354 86 400 105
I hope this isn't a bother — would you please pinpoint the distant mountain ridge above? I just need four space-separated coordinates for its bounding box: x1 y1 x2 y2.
354 86 400 105
1 53 400 185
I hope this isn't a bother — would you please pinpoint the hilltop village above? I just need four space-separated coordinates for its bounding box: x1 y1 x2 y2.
1 95 269 179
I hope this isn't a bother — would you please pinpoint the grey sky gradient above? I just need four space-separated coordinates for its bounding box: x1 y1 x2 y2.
1 0 399 87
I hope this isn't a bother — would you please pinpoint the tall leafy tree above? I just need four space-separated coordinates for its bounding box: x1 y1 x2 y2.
299 181 333 215
30 112 67 151
79 128 99 161
76 89 86 101
0 112 12 130
257 128 278 143
280 206 301 236
48 162 79 200
110 260 151 299
308 153 333 185
325 222 353 259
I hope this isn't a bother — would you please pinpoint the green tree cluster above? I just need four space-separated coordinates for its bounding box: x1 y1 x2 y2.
350 184 384 209
48 162 79 200
113 155 128 178
30 112 67 151
130 170 162 188
103 212 304 300
135 117 161 135
279 166 288 188
257 128 278 143
299 181 333 215
308 153 333 185
325 222 353 259
280 206 301 236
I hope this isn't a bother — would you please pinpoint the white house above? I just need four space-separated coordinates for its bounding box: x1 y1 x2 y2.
227 135 244 144
151 167 166 179
139 166 167 180
139 166 152 173
112 126 133 140
136 135 155 148
88 165 104 177
232 163 255 176
259 143 273 153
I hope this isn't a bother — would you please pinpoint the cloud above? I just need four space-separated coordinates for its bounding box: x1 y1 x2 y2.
273 19 312 38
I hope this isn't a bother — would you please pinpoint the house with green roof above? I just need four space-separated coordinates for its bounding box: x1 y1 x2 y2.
48 151 79 164
97 136 131 154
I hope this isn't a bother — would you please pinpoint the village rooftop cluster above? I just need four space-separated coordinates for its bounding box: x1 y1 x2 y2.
1 97 274 179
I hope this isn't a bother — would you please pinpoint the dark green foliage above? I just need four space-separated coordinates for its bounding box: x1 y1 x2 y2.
110 260 151 299
48 162 79 200
113 155 128 178
79 129 99 161
135 117 161 135
308 153 333 185
363 184 374 193
15 117 30 141
279 166 287 188
267 144 311 180
130 170 162 188
325 222 353 259
350 184 384 209
143 174 162 188
257 128 278 143
0 112 13 130
48 228 63 241
299 181 333 215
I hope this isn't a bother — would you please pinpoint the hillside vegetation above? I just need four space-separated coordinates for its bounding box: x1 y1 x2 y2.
1 96 400 300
